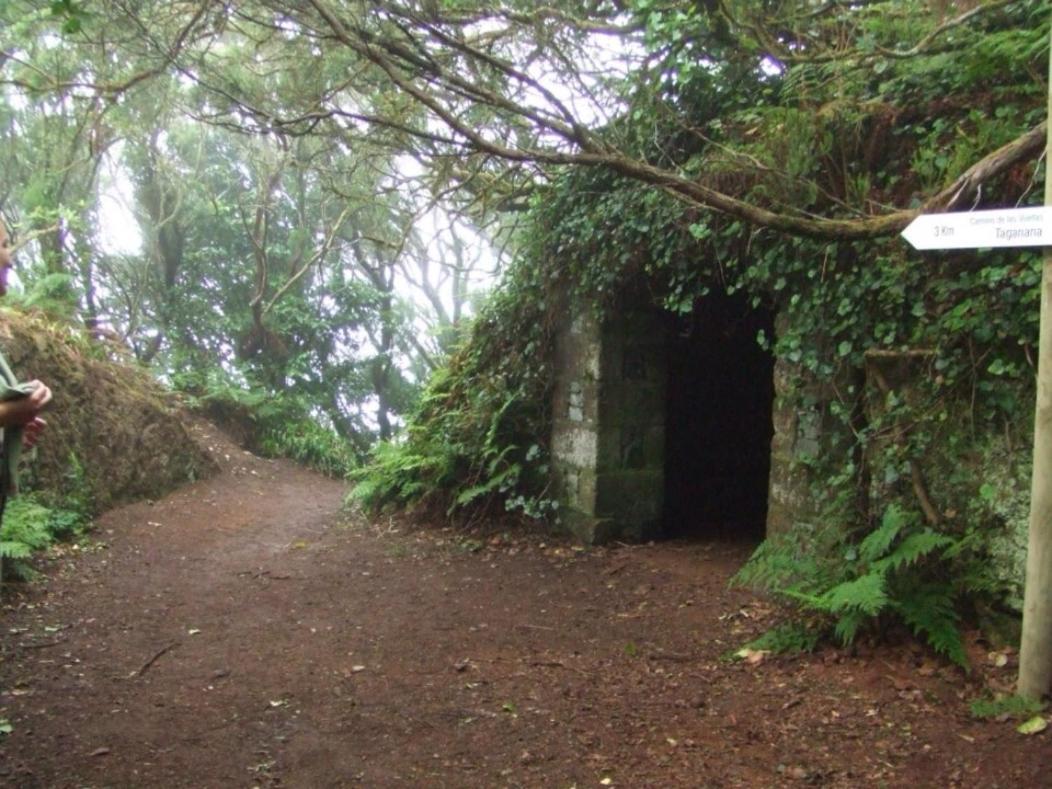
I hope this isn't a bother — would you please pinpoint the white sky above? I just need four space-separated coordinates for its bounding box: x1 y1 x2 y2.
97 145 143 255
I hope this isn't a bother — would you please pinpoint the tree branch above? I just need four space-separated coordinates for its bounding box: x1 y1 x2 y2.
302 0 1046 241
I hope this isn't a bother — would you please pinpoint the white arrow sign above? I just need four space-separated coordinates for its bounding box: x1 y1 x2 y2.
901 206 1052 250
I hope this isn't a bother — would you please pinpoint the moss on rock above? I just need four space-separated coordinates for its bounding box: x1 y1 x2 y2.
0 309 218 514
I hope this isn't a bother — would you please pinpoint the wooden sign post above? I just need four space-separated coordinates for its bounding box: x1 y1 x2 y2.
1018 45 1052 700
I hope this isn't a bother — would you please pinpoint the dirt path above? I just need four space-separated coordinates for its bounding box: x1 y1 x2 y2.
0 422 1048 788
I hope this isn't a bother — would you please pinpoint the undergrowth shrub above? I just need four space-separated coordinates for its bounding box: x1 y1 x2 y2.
350 270 557 519
258 417 358 478
0 494 89 581
2 450 95 580
733 503 1003 666
177 371 358 477
5 272 81 321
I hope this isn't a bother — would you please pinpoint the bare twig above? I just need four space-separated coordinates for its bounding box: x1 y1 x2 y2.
131 641 180 678
18 640 64 650
528 659 590 675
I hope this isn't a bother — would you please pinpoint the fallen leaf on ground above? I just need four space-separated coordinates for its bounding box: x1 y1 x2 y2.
987 651 1010 668
735 648 770 666
1017 716 1048 736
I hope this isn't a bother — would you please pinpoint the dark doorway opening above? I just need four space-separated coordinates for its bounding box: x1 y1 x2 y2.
663 291 775 540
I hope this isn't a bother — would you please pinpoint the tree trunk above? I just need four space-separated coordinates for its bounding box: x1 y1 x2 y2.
373 291 395 442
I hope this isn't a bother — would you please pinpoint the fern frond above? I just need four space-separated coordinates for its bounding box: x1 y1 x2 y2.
484 444 518 475
731 532 831 593
397 481 427 499
833 609 868 646
818 571 888 616
875 530 954 573
779 586 825 607
892 584 966 667
859 504 911 563
0 541 32 559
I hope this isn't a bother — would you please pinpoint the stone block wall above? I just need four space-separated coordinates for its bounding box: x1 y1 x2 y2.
765 357 819 535
765 320 859 535
550 311 605 541
551 307 669 543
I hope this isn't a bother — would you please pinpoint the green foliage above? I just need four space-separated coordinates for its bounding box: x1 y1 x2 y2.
177 368 359 478
742 622 821 656
5 272 81 319
969 694 1046 721
49 1 86 35
734 505 987 666
0 493 89 580
259 418 358 479
350 261 557 518
2 452 94 580
348 441 453 510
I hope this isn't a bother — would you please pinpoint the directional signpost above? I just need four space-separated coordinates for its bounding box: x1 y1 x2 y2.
903 200 1052 700
901 206 1052 251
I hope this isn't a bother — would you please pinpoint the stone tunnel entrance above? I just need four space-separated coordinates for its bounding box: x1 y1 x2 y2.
663 292 775 540
550 290 777 544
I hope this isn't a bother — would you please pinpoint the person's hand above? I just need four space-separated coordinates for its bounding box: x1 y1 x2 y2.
22 416 46 449
24 380 52 412
0 380 52 429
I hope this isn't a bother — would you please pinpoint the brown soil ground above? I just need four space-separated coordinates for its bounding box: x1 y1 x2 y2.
0 422 1049 788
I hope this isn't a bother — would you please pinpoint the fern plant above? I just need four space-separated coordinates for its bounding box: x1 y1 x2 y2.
348 440 457 511
259 418 358 478
1 495 88 581
178 366 360 478
734 504 976 666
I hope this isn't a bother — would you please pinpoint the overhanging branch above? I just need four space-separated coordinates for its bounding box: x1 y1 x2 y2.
303 0 1047 241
